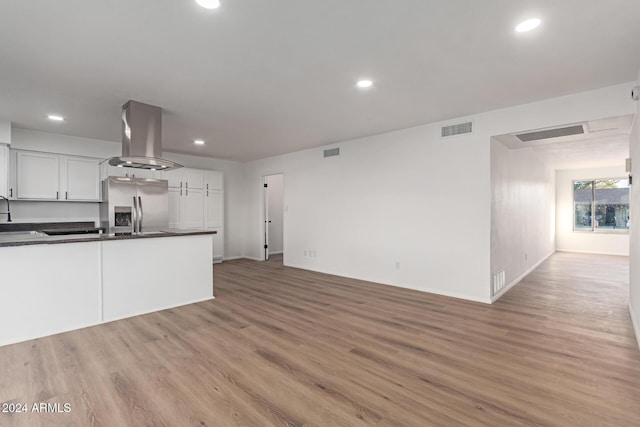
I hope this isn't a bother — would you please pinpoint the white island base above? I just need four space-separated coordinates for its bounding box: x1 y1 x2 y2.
0 234 213 347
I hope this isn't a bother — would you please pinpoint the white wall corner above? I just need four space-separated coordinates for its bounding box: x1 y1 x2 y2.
491 250 556 303
629 303 640 352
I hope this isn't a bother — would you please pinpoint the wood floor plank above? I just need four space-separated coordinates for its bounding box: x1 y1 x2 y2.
1 252 640 426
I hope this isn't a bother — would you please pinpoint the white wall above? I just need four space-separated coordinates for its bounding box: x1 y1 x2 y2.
244 82 635 304
6 128 247 258
490 140 556 300
629 69 640 350
556 166 629 256
0 119 11 144
266 174 284 254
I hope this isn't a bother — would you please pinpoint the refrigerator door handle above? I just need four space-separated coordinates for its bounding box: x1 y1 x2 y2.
132 196 138 233
138 196 143 233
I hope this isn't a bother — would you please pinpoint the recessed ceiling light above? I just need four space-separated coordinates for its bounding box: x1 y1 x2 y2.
194 139 205 145
515 18 541 33
195 0 220 9
47 115 65 121
357 80 373 89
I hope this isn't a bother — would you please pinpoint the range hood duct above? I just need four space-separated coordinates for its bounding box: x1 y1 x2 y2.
107 100 182 171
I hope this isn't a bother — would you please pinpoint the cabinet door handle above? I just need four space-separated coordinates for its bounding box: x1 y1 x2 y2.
186 182 188 189
9 188 12 198
206 183 209 190
206 190 209 197
180 181 183 188
65 191 68 200
56 191 59 200
180 189 182 196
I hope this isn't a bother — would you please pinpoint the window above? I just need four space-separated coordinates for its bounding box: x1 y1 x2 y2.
573 178 629 232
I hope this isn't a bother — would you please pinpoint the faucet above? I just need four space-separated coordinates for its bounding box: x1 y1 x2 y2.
0 195 11 222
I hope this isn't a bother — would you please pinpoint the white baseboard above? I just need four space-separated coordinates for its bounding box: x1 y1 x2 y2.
556 249 629 257
269 251 283 255
630 303 640 352
491 250 555 303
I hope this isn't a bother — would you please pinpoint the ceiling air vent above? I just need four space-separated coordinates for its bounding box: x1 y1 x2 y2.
515 124 585 142
441 121 473 138
324 148 340 157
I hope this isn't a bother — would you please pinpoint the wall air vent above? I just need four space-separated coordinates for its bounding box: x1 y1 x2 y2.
324 148 340 157
515 124 585 142
441 121 473 138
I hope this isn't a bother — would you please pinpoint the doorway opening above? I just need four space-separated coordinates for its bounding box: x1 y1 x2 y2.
490 114 633 301
263 173 284 262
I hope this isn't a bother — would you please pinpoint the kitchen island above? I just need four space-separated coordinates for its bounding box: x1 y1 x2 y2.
0 228 216 346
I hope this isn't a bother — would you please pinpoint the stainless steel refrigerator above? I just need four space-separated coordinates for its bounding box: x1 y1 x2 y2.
100 176 169 234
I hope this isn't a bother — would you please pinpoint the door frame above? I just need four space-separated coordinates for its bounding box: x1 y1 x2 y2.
261 173 285 261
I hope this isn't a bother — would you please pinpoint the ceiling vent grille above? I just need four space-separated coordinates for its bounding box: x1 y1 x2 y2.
324 147 340 157
515 124 585 142
441 121 473 138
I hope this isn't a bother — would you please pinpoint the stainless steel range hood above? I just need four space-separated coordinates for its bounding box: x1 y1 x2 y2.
107 100 182 171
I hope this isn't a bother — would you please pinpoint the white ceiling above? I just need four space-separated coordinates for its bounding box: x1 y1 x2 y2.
493 115 633 170
1 0 639 162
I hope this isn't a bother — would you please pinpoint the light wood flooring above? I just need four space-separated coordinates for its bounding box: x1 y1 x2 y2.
1 252 639 426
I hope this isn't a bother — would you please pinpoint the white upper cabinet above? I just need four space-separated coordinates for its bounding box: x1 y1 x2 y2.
183 169 204 189
61 156 100 201
161 168 182 188
0 144 8 198
162 168 203 189
16 151 60 199
14 150 100 201
204 170 223 191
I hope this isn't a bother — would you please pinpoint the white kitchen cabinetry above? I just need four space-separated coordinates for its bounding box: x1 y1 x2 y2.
162 168 203 189
204 171 224 262
60 156 100 201
204 190 223 228
0 144 8 198
168 186 204 230
166 168 224 262
204 170 223 191
16 151 60 199
182 188 204 229
14 150 100 201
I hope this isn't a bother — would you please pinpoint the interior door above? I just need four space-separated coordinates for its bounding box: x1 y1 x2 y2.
264 178 270 260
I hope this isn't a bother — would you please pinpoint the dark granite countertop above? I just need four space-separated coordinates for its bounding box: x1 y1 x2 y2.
0 221 217 248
